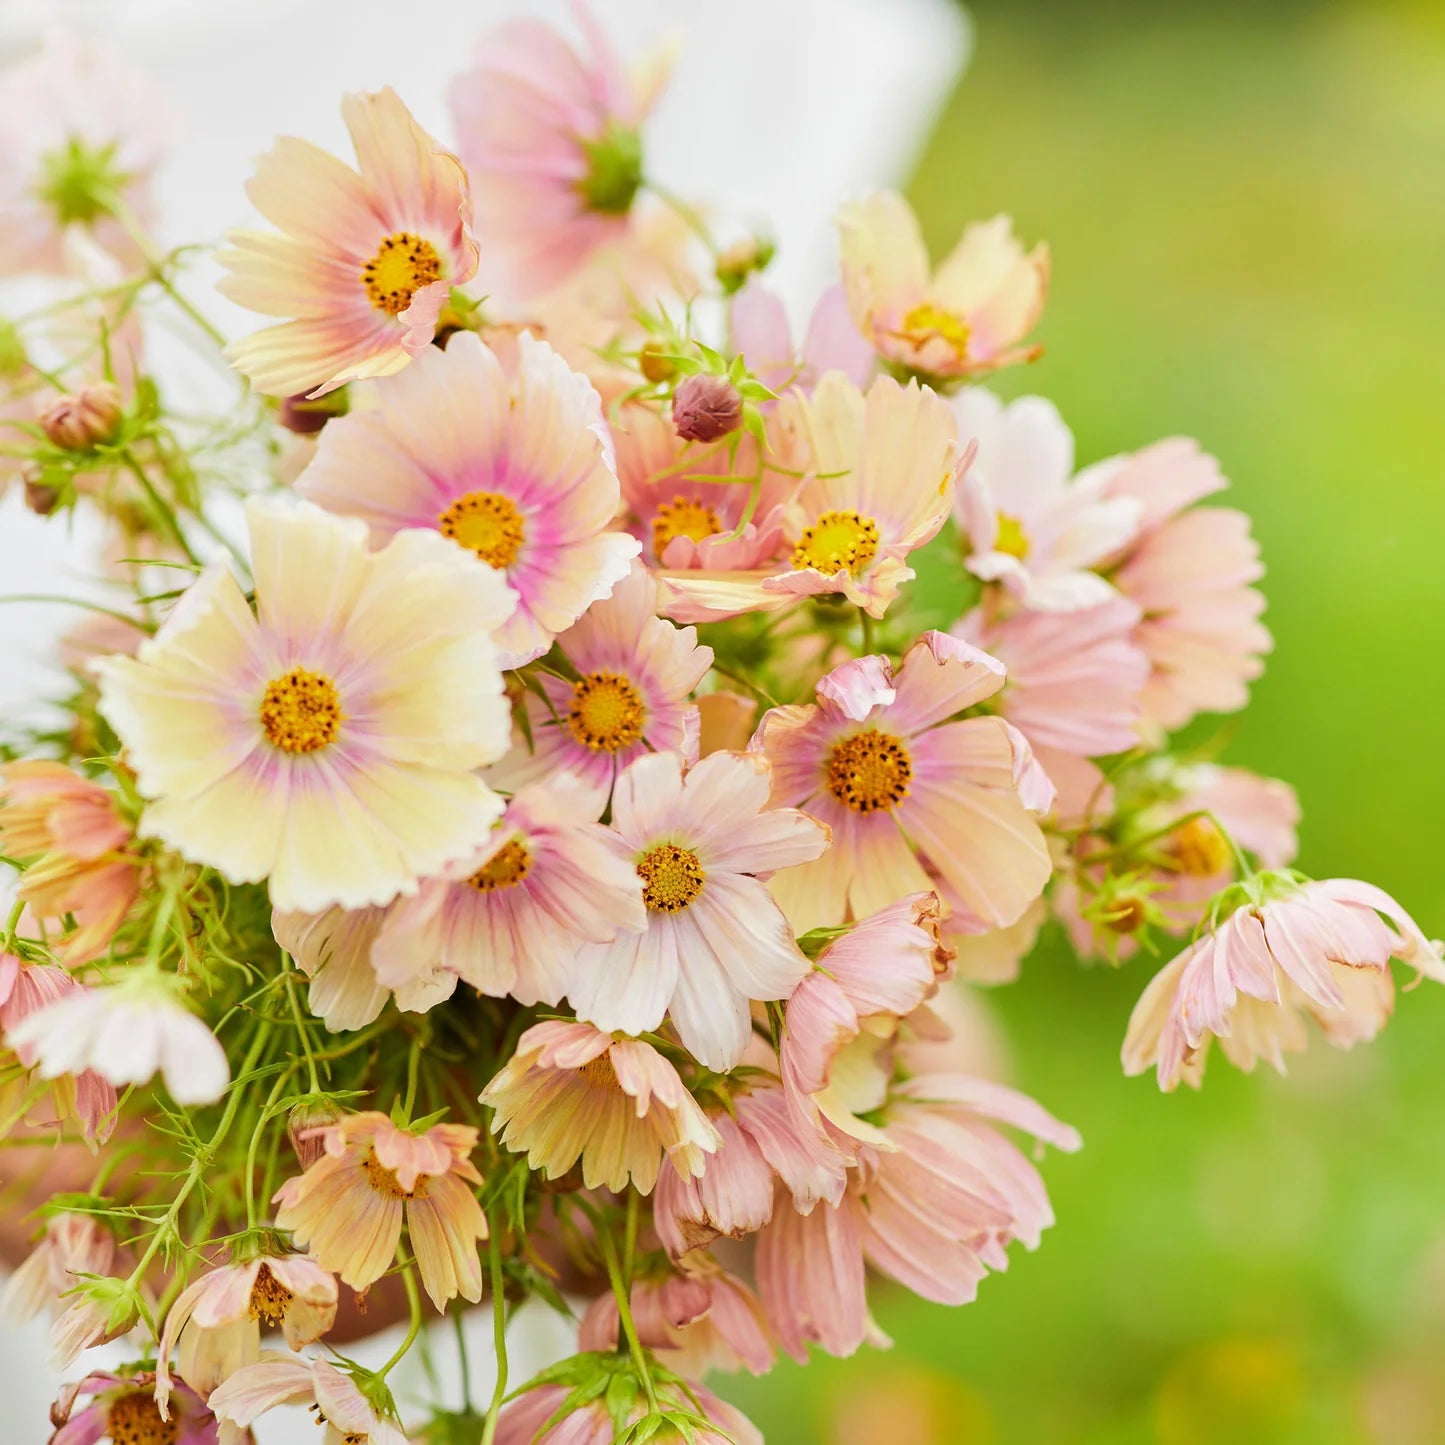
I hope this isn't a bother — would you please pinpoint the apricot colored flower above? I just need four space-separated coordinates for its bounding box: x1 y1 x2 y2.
568 750 828 1070
296 330 639 667
838 190 1047 382
754 632 1051 935
218 88 477 397
210 1357 406 1445
2 1212 115 1324
96 497 514 913
274 1111 486 1311
482 1020 720 1194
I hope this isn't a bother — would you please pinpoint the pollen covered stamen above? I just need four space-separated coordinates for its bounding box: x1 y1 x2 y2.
438 490 526 569
248 1262 295 1328
652 495 722 559
566 671 647 752
792 509 880 576
360 1146 429 1202
468 838 531 892
361 231 442 316
580 1053 619 1089
260 668 343 754
1163 816 1231 877
826 728 913 813
636 842 705 912
105 1390 179 1445
900 300 972 359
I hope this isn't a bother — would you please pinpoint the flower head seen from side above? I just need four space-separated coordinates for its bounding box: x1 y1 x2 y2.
218 88 477 397
754 632 1051 935
95 497 515 914
1124 877 1445 1091
567 749 828 1070
50 1369 217 1445
273 1111 486 1312
837 189 1047 384
482 1020 720 1194
449 3 669 299
209 1357 407 1445
494 1376 762 1445
2 1211 116 1325
489 562 712 811
296 330 639 666
952 388 1142 612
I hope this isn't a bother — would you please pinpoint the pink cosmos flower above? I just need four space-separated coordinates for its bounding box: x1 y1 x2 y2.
495 1378 762 1445
567 749 828 1070
953 389 1142 611
96 498 514 914
580 1262 775 1376
209 1357 406 1445
0 760 140 963
754 632 1051 935
155 1255 337 1414
273 1112 486 1311
837 190 1047 382
729 279 875 394
449 3 669 298
50 1370 218 1445
482 1020 719 1194
10 978 229 1105
1124 879 1445 1090
2 1212 115 1324
218 88 477 397
489 563 712 811
0 33 176 278
295 330 640 667
1101 436 1270 732
371 777 646 1008
757 1077 1080 1360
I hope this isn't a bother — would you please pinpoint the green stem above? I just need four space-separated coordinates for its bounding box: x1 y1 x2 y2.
118 449 201 567
402 1038 421 1118
243 1063 296 1230
282 954 322 1094
379 1259 423 1378
859 607 877 657
597 1217 657 1412
2 897 25 953
646 182 717 257
480 1232 508 1445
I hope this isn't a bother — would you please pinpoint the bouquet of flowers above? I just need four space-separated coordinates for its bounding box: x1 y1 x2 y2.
0 9 1438 1444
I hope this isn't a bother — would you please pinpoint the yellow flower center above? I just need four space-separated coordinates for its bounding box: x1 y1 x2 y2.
361 1145 430 1202
1103 895 1150 935
360 231 442 315
792 509 880 575
580 1053 619 1089
826 729 913 812
994 512 1030 559
1164 816 1231 877
438 490 526 569
260 668 343 754
468 838 531 892
106 1390 178 1445
652 495 722 559
901 300 972 359
636 842 705 913
248 1262 295 1328
566 672 647 752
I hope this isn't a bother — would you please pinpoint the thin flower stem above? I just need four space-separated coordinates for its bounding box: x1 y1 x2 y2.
598 1218 657 1411
243 1062 297 1230
454 1304 475 1416
480 1232 509 1445
403 1038 421 1117
646 182 717 257
118 449 202 567
282 953 323 1094
2 897 24 953
379 1258 424 1378
623 1188 640 1283
859 607 877 656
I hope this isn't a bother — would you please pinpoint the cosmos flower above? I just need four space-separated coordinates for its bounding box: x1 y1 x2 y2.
494 1377 762 1445
209 1357 407 1445
50 1370 219 1445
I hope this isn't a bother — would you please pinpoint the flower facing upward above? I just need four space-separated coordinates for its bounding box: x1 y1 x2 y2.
273 1111 486 1311
754 632 1051 935
209 1357 407 1445
1124 878 1445 1090
482 1020 720 1194
296 330 639 666
567 749 829 1070
218 88 477 397
96 497 515 914
837 190 1047 382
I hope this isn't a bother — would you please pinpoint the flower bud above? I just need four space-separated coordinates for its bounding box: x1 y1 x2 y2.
672 373 743 443
638 340 677 385
715 235 776 294
287 1095 345 1170
279 387 349 436
39 383 123 451
22 467 61 516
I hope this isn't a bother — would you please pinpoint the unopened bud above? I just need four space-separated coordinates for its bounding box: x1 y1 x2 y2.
672 373 743 443
715 235 776 294
22 467 61 516
39 382 123 451
287 1095 345 1170
639 340 677 385
279 388 348 436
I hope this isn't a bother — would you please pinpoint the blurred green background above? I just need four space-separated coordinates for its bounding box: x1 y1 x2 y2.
723 2 1445 1441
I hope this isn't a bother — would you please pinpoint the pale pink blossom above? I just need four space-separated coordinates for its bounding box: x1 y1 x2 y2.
273 1112 486 1311
219 88 477 397
567 749 828 1070
953 389 1141 611
1124 879 1445 1090
494 1379 762 1445
295 330 639 667
50 1369 218 1445
482 1020 719 1194
755 632 1051 935
729 279 875 394
837 190 1047 381
209 1356 406 1445
1 1212 115 1324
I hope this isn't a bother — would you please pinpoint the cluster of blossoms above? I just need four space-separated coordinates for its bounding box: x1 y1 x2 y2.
0 11 1437 1445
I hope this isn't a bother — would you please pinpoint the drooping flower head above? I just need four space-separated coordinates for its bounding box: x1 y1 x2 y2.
494 1375 762 1445
209 1357 406 1445
218 88 477 397
49 1369 219 1445
96 497 515 913
754 632 1051 935
2 1211 116 1326
449 2 670 298
567 749 828 1070
482 1020 720 1194
296 330 640 666
838 190 1047 383
273 1111 486 1311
